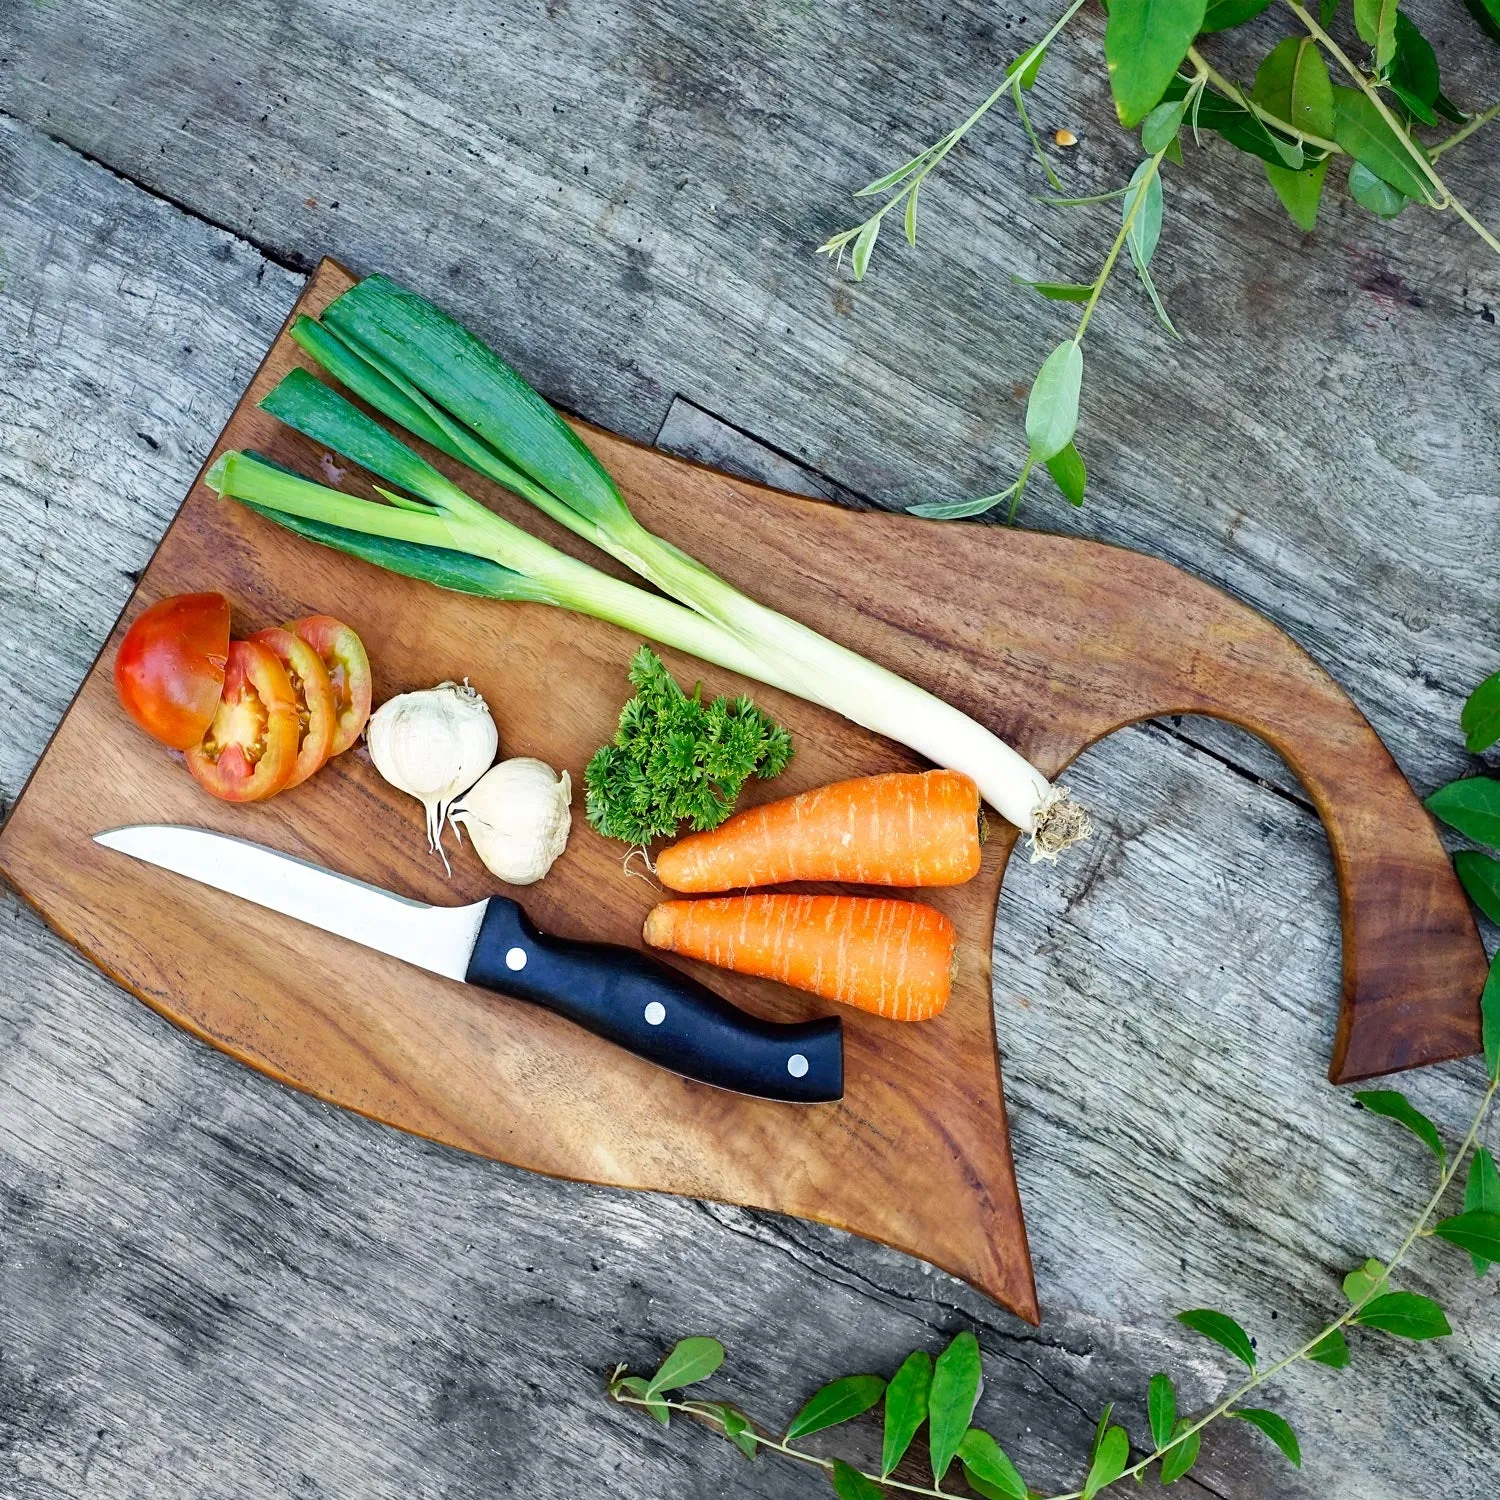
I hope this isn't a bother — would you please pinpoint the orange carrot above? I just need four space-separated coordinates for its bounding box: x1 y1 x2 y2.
655 769 983 892
643 894 956 1022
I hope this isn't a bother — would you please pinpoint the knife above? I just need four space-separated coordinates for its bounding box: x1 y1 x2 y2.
94 825 843 1103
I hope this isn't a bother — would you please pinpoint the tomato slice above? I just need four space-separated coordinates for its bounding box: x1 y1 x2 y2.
114 592 231 750
287 614 372 756
185 639 300 802
250 627 337 788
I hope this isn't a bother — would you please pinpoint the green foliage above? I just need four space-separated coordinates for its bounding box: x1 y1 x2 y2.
1148 1373 1177 1449
1484 954 1500 1081
1233 1408 1302 1467
831 1458 883 1500
1254 38 1334 228
1201 0 1273 26
1463 1148 1500 1274
1425 776 1500 847
1464 0 1500 44
1353 1089 1446 1165
957 1428 1028 1499
1332 87 1431 199
1082 1422 1129 1498
927 1332 983 1483
648 1337 724 1395
1454 850 1500 925
1462 671 1500 752
880 1350 932 1476
1353 0 1398 72
1389 12 1442 124
1353 1290 1452 1340
1342 1256 1389 1304
1348 160 1410 217
1159 1420 1201 1483
1025 341 1084 462
786 1374 887 1440
1305 1327 1352 1368
1432 1210 1500 1264
584 646 792 844
1176 1307 1257 1368
1105 0 1207 127
1045 442 1087 506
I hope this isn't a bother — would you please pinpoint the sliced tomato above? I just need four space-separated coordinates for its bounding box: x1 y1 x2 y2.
250 627 338 788
114 592 231 750
185 639 300 802
288 614 372 756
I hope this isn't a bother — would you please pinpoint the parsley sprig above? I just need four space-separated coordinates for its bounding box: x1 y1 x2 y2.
584 647 793 845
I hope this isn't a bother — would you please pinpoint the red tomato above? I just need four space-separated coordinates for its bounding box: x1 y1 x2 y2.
288 614 372 756
250 627 338 788
113 592 231 750
185 639 300 802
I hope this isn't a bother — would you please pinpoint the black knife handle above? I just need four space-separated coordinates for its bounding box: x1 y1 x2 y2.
464 899 843 1103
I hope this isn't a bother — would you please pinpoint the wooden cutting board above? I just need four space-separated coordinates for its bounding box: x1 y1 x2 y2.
0 260 1484 1325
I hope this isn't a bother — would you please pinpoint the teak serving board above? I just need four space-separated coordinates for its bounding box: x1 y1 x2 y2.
1 261 1485 1325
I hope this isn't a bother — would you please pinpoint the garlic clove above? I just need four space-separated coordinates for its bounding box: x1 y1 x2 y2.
449 758 572 886
366 680 498 871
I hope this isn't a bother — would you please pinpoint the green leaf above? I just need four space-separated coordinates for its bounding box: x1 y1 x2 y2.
1024 341 1084 463
831 1458 884 1500
1006 46 1047 90
1142 98 1188 153
1484 953 1500 1081
1455 850 1500 924
1353 1089 1446 1165
1148 1374 1177 1451
856 148 935 197
1176 1308 1257 1368
907 486 1015 521
1122 159 1164 271
881 1351 932 1477
1320 0 1342 24
1426 777 1500 847
1160 74 1301 166
928 1331 983 1484
1089 1404 1113 1464
1083 1426 1130 1499
615 1374 671 1426
1354 0 1398 70
786 1374 887 1440
1105 0 1208 127
1432 1209 1500 1264
1306 1327 1352 1368
957 1429 1028 1500
904 183 920 246
1463 1148 1500 1274
720 1405 758 1459
1265 159 1330 231
1462 0 1500 46
647 1337 724 1395
851 217 880 281
1342 1257 1389 1304
1348 160 1411 217
1233 1409 1302 1468
1332 86 1431 199
1159 1420 1200 1485
1010 275 1096 302
1354 1290 1452 1339
1046 442 1087 506
1201 0 1273 28
1462 670 1500 751
1253 38 1334 137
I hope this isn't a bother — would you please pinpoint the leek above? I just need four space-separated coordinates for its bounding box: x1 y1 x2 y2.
226 275 1089 856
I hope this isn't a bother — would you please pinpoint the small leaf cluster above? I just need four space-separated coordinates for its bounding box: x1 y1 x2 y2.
822 0 1498 520
584 645 793 844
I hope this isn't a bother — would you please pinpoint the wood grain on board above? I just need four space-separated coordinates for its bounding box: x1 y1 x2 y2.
0 259 1484 1329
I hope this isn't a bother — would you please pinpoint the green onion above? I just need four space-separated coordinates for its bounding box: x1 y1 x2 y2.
233 275 1090 855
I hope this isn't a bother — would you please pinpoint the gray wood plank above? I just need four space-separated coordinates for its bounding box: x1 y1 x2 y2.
2 34 1499 1500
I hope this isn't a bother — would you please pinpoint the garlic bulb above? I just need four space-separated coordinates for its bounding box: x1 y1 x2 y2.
449 758 572 886
366 681 498 870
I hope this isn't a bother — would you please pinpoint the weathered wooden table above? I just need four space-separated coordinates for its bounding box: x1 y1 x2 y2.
2 4 1496 1496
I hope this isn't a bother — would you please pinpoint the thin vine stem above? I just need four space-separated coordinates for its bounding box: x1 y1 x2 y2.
612 1069 1497 1499
1282 0 1500 261
1429 100 1500 161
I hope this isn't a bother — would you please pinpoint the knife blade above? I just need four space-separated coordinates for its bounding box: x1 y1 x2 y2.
94 825 842 1103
